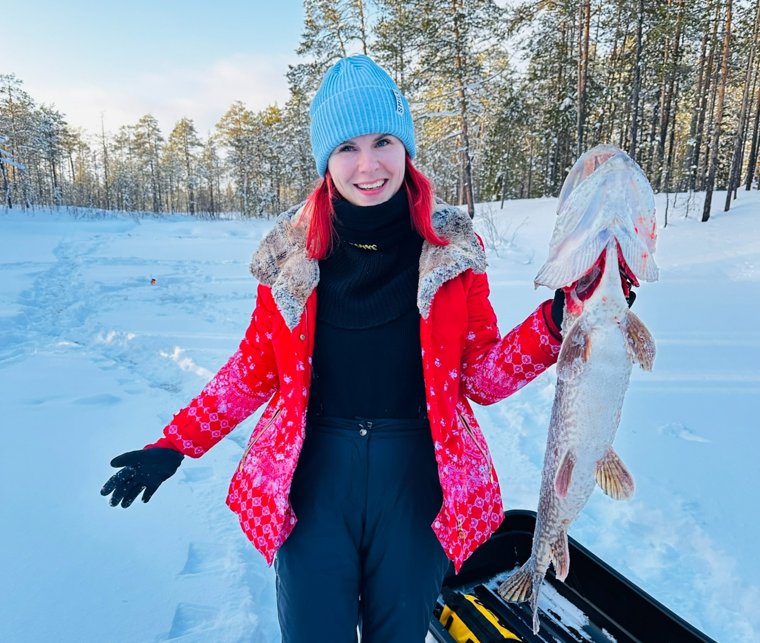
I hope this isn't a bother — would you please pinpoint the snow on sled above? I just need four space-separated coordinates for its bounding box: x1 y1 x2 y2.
429 510 716 643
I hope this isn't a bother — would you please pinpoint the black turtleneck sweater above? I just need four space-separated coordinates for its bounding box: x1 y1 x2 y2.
307 189 428 419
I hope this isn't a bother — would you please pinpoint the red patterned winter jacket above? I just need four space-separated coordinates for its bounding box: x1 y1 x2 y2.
158 203 561 572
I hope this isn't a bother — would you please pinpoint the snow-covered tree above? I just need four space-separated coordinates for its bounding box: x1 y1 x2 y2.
164 117 202 214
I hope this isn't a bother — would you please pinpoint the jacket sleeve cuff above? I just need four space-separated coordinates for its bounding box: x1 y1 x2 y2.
541 299 563 342
143 437 179 450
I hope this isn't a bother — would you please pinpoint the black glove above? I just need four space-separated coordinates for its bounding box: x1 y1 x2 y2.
551 288 566 331
101 447 183 508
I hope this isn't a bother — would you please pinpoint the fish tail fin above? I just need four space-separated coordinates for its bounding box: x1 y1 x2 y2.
498 559 546 634
497 560 535 603
550 529 570 581
596 447 635 499
623 310 656 370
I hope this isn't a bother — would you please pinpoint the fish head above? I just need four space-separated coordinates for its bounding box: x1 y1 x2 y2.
535 144 659 292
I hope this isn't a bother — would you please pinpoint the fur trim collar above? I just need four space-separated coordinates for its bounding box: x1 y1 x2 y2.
250 202 486 330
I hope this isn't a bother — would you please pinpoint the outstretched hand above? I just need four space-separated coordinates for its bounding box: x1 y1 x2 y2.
101 447 183 508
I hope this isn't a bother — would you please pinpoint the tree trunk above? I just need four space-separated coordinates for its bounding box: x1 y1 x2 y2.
697 1 723 191
746 78 760 189
1 162 11 208
184 142 195 215
662 73 681 202
684 23 710 191
355 0 368 55
702 0 732 222
629 0 645 160
452 0 475 218
500 142 509 208
598 2 624 143
50 157 59 205
100 116 111 210
645 87 660 177
576 0 591 156
5 84 23 207
527 139 534 197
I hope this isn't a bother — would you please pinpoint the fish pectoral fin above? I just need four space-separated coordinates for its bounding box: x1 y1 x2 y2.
498 561 535 603
623 310 656 371
554 450 576 497
595 448 635 500
550 530 570 582
557 320 590 380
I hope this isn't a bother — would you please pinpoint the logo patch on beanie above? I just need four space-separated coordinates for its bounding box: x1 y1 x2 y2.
393 89 404 115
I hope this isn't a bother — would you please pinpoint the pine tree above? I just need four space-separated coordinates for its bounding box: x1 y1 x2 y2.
372 0 422 95
198 136 222 217
277 93 318 205
412 0 507 216
0 74 36 207
0 134 25 208
287 0 370 100
216 101 259 216
165 118 202 214
34 105 67 205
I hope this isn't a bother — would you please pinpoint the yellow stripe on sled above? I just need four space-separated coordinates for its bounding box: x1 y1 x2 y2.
439 593 520 642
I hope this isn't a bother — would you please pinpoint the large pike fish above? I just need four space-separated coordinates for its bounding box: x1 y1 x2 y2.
498 145 659 634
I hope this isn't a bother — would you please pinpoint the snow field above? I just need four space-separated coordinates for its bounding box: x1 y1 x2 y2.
1 189 758 641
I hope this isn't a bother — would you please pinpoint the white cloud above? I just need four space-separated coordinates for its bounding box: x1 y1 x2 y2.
32 53 296 137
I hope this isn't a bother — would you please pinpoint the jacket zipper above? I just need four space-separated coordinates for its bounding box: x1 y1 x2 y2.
458 411 494 483
238 408 282 472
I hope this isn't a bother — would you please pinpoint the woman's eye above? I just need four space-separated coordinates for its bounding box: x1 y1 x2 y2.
376 138 390 147
338 144 355 153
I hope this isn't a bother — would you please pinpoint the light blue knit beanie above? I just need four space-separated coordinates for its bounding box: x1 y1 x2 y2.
309 55 416 177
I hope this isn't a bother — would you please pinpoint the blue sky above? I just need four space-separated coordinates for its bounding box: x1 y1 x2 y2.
5 1 306 135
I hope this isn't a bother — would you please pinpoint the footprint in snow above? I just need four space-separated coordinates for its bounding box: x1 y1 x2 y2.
181 467 214 483
73 393 121 406
659 422 710 443
180 542 228 575
165 603 218 640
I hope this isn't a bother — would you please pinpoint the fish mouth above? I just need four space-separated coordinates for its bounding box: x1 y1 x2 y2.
567 243 640 302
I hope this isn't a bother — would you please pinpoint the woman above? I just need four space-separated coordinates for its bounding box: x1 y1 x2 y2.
101 55 563 643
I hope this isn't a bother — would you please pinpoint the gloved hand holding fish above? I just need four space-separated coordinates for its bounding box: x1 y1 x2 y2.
497 144 659 634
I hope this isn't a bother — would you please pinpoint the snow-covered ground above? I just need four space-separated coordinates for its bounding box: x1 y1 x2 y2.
1 190 758 642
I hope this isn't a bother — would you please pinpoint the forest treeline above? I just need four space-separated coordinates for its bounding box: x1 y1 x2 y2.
2 0 759 222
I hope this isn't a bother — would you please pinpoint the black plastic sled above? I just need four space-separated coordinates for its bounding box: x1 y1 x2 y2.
429 510 716 643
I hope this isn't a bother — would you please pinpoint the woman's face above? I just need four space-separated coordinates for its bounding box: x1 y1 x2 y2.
327 133 406 207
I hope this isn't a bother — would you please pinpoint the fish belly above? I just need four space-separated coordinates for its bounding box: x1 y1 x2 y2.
534 323 632 566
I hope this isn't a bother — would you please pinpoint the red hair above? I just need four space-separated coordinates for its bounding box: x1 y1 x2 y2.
298 156 448 260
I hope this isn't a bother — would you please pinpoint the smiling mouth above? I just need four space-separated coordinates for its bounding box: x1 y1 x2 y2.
356 179 387 190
